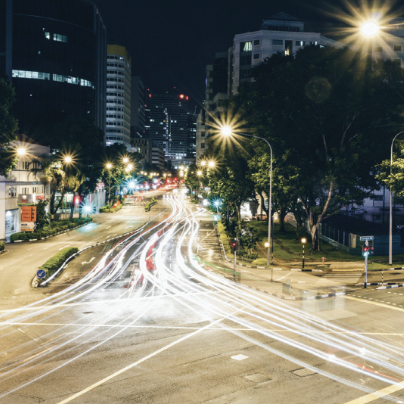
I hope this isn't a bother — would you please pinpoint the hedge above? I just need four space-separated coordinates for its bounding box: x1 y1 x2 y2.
40 247 79 277
0 242 4 252
100 202 123 213
10 217 93 242
145 198 157 212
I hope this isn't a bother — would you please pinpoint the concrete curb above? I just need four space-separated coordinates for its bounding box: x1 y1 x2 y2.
377 283 404 290
371 267 404 272
357 282 403 287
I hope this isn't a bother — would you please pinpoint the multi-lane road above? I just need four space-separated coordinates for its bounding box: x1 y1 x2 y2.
1 193 404 403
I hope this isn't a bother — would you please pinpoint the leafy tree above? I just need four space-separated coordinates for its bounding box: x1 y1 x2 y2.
35 199 49 229
0 78 18 176
239 221 259 254
185 163 200 199
235 45 404 250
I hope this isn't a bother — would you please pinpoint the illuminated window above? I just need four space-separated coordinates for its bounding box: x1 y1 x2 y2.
45 32 50 40
295 41 305 46
240 42 252 52
12 70 50 80
273 40 283 45
53 33 67 42
310 41 318 45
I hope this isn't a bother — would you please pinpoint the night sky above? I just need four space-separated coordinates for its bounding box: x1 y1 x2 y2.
92 0 353 110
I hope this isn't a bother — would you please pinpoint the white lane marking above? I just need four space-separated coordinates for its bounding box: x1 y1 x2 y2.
105 225 111 229
58 245 70 250
81 257 95 266
344 381 404 403
55 315 230 404
231 354 248 361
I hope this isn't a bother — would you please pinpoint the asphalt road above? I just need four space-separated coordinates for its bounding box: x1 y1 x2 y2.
2 194 404 403
0 190 168 310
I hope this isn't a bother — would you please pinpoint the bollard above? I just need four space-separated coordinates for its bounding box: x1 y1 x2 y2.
322 257 326 265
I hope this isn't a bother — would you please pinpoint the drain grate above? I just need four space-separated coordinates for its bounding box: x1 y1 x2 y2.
291 368 317 377
244 373 271 383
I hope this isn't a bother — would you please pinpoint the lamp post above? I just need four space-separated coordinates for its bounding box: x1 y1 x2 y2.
301 237 307 269
106 163 113 212
221 126 273 266
389 131 404 265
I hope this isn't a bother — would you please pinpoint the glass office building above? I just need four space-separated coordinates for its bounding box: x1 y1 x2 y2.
0 0 107 134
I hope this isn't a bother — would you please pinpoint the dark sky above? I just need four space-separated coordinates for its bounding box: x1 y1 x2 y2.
93 0 349 109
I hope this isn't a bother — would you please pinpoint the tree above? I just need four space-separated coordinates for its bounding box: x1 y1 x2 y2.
235 45 404 250
0 78 18 177
35 199 50 229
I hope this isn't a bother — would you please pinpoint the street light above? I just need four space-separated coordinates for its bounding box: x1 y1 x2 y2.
389 131 404 265
123 157 129 164
201 161 206 167
127 163 133 170
197 170 202 176
64 156 72 164
105 163 113 211
214 200 220 213
301 237 307 269
361 21 379 37
221 125 273 267
16 147 26 156
208 161 215 168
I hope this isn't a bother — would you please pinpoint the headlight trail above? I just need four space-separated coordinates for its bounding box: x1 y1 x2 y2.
2 194 404 402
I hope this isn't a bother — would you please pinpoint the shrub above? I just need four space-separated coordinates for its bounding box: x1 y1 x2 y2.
0 242 4 251
251 258 268 266
40 247 79 276
145 198 157 212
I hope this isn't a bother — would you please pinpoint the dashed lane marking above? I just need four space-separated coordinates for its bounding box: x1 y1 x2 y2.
346 296 404 313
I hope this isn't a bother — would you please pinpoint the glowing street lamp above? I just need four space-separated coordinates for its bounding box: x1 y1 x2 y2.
64 156 72 164
208 161 215 168
221 124 273 268
123 157 129 164
127 163 133 170
197 170 202 176
106 163 112 170
201 161 206 167
16 147 26 157
214 200 220 213
361 21 379 37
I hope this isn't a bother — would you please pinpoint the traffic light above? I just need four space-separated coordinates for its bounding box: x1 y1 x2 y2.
230 241 237 251
362 245 370 257
370 245 374 255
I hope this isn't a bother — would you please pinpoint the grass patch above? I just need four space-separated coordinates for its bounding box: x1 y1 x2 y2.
251 258 268 266
145 198 157 212
249 221 389 262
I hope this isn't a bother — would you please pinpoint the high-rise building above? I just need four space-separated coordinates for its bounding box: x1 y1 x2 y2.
146 89 189 162
130 76 146 139
0 0 107 134
105 44 131 149
230 12 342 94
196 108 206 159
187 112 197 160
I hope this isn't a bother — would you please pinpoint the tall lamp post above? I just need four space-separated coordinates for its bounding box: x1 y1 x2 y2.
389 131 404 265
301 237 307 269
221 126 273 267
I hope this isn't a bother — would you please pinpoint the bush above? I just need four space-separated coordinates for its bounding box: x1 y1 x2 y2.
145 198 157 212
40 247 79 277
251 258 268 266
0 242 4 251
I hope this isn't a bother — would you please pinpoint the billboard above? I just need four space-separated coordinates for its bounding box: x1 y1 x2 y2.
21 206 37 231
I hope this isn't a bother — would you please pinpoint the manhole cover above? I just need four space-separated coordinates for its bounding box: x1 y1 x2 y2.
244 374 271 383
291 368 317 377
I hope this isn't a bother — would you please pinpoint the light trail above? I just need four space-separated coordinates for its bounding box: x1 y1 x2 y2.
2 193 404 402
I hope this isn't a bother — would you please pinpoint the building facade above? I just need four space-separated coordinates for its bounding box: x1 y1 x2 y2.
187 112 197 160
370 18 404 66
0 142 50 240
105 44 131 149
0 0 107 134
130 76 146 139
195 109 206 159
146 89 189 162
231 12 342 94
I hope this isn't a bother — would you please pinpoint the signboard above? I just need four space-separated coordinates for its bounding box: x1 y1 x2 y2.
360 236 374 241
35 195 46 201
21 206 37 222
21 222 35 232
37 270 46 279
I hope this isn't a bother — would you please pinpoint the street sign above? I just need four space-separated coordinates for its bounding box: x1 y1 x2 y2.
21 206 37 222
20 222 35 232
37 270 46 279
360 236 374 241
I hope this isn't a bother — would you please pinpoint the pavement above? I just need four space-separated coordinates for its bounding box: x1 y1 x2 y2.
3 194 404 403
